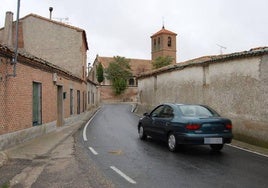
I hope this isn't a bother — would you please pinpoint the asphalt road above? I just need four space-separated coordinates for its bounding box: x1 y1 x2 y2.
81 103 268 188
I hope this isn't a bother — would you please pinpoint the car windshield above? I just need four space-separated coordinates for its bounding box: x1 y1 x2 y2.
178 105 218 117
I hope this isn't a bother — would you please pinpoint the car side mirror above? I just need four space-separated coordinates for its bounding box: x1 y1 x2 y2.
143 112 149 117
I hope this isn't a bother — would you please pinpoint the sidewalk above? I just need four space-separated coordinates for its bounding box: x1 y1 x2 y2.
0 109 97 168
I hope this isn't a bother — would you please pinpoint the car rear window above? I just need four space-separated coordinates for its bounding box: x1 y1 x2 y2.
178 105 218 117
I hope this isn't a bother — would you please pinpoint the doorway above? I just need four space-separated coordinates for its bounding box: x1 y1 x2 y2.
57 85 63 126
33 82 42 126
77 90 80 114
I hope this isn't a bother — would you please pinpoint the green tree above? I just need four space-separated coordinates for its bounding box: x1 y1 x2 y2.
96 63 104 83
105 56 132 95
152 56 173 69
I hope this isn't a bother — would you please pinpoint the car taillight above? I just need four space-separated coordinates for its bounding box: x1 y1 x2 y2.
225 123 232 130
186 124 200 130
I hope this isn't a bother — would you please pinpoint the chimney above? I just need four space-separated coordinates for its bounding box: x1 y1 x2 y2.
3 11 14 47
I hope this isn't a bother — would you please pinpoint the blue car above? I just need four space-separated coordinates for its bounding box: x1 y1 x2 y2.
138 103 233 152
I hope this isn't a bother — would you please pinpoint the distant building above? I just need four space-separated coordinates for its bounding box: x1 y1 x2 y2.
151 26 177 64
88 26 177 102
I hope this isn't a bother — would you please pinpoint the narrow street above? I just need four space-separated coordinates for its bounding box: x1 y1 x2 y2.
81 103 268 188
1 103 268 188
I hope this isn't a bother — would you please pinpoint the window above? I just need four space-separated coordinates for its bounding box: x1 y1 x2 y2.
162 106 174 118
178 105 219 117
151 105 165 117
151 105 174 118
168 36 172 47
129 78 135 86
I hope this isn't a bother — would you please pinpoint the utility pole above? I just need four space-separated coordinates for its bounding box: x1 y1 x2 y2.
9 0 20 77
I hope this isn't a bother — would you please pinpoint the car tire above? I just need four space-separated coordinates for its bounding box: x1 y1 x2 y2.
168 133 178 152
138 125 147 140
210 144 224 151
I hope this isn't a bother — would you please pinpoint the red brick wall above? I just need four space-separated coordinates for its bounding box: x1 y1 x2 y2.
0 60 87 135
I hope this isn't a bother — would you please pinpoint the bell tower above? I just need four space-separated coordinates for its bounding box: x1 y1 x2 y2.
151 26 177 64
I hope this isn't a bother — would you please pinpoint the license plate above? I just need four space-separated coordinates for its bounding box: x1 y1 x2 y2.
204 137 223 144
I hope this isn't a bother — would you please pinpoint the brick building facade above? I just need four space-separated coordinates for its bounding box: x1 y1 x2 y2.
0 44 88 134
0 12 98 149
151 26 177 64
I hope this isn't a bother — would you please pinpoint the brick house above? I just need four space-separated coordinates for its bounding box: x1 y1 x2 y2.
0 12 88 79
0 12 98 149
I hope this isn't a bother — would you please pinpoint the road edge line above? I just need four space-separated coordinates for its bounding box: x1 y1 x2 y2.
110 166 137 184
83 108 100 141
88 147 98 155
227 144 268 158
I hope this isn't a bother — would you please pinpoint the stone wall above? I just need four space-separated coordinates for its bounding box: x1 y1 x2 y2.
137 50 268 147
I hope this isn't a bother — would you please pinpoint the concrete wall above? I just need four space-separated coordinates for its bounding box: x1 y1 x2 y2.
137 53 268 147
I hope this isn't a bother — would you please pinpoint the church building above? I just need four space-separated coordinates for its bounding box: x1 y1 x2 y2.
88 26 177 102
151 26 177 64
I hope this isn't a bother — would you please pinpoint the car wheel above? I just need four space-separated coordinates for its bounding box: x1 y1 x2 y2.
210 144 224 151
138 125 147 140
168 133 177 152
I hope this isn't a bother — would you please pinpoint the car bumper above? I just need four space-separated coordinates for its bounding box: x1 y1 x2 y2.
175 133 233 145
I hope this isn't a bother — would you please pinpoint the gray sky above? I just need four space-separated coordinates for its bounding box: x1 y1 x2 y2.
1 0 268 64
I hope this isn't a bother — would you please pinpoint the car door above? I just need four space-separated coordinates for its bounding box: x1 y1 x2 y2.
152 105 174 141
146 105 165 138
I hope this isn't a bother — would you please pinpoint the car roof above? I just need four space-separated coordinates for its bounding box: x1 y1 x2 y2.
162 103 202 106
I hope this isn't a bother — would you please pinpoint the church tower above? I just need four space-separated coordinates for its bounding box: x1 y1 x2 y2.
151 26 177 64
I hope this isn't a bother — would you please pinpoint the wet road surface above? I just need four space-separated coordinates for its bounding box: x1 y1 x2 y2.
81 103 268 188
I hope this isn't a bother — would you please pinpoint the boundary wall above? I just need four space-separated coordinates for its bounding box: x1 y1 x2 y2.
137 48 268 147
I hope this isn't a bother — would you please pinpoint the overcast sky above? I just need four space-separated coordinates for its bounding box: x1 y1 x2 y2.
1 0 268 64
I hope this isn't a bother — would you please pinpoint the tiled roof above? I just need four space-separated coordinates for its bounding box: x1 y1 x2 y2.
97 56 152 76
138 46 268 79
151 26 177 38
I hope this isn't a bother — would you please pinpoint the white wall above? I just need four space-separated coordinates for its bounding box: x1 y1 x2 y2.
138 54 268 146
